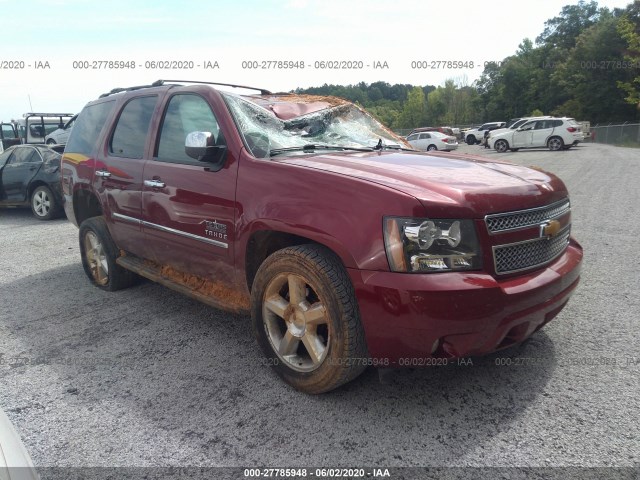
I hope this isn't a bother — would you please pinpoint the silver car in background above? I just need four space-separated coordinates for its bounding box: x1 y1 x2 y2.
406 131 459 151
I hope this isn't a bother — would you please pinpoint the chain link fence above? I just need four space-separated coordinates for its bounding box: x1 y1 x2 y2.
590 123 640 146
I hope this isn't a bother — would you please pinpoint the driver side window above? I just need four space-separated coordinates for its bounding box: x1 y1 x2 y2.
156 94 224 164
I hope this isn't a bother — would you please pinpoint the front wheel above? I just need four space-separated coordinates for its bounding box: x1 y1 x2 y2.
79 217 138 291
31 185 59 220
427 144 437 151
251 244 368 394
494 139 509 153
548 136 564 151
466 135 476 145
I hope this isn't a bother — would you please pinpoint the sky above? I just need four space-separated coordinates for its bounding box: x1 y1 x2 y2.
0 0 633 119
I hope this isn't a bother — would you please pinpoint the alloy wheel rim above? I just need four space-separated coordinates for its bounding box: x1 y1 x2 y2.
33 191 50 216
262 273 330 372
84 231 109 286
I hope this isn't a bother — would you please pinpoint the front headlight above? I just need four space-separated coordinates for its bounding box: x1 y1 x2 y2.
383 217 482 273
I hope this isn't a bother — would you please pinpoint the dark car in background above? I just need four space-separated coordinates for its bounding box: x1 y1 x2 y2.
0 144 64 220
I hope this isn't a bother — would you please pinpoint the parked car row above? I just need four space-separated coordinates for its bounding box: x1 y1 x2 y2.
1 112 76 148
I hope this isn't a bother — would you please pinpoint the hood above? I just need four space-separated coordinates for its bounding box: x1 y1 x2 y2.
490 129 516 141
277 150 567 217
489 127 511 136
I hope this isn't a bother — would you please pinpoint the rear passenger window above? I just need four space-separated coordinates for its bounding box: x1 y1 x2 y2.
156 94 224 164
66 101 115 155
9 148 36 164
110 96 157 159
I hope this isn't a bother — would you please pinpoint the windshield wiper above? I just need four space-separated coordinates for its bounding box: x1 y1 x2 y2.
372 138 416 152
269 144 375 157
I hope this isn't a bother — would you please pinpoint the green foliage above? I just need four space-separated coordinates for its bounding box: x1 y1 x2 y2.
294 1 639 129
398 87 427 129
475 0 638 123
617 2 640 107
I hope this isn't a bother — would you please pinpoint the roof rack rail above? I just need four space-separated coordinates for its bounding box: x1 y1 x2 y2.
98 80 272 99
156 80 272 95
22 112 75 118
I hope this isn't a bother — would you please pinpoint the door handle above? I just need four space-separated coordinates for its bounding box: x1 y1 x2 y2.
96 169 111 178
144 179 166 188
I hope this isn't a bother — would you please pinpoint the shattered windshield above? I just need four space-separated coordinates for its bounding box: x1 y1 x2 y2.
222 92 410 158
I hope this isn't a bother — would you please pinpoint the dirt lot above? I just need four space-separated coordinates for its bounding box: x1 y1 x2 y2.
0 143 638 476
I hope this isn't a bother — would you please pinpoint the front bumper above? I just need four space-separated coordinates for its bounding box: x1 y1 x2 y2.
348 238 583 363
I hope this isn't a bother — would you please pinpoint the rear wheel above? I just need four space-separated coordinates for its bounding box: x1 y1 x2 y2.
427 144 437 151
466 135 476 145
548 136 564 151
251 244 367 394
494 139 509 153
46 139 56 145
31 185 59 220
79 217 138 291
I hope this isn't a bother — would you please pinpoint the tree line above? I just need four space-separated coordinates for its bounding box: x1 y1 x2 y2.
295 0 640 129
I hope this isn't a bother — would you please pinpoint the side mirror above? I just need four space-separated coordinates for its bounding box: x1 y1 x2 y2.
185 131 226 170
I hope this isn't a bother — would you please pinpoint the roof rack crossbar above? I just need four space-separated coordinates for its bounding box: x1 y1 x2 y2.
99 80 166 98
23 112 75 118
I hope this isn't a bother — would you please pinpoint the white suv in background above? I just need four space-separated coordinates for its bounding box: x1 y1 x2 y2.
45 114 77 145
464 122 505 144
489 117 583 152
490 116 553 137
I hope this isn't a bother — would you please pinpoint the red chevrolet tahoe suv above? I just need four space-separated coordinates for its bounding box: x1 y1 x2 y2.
61 80 583 394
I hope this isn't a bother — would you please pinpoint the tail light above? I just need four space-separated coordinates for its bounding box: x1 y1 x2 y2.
442 138 449 143
567 127 577 132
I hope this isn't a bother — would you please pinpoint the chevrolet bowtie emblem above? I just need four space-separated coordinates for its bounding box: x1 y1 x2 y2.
540 220 561 238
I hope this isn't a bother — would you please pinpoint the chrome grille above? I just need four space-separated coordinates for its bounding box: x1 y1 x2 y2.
485 199 571 234
493 225 571 275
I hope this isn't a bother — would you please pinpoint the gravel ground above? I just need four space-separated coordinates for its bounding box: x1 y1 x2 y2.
0 143 638 475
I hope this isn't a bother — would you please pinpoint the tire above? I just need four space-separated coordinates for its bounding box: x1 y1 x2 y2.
79 217 138 291
251 244 368 394
427 144 437 151
548 136 564 151
466 135 476 145
46 139 56 145
31 185 60 220
494 139 509 153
